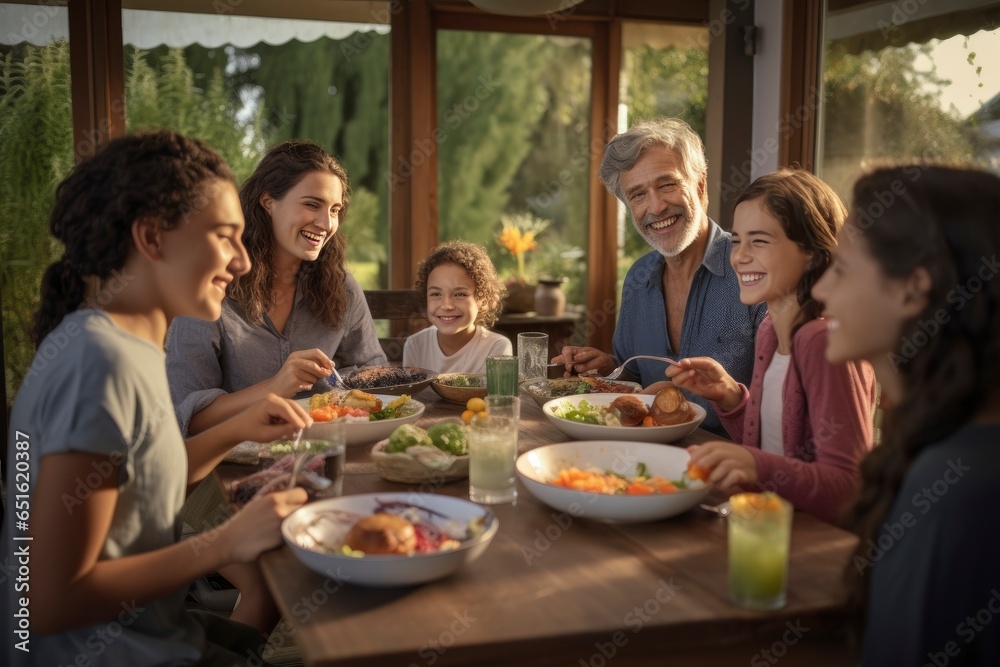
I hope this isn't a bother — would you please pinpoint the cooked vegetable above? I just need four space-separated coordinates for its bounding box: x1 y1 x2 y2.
369 394 414 421
550 465 682 495
386 424 433 453
427 422 468 456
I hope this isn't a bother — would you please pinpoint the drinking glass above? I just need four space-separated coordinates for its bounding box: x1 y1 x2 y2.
485 355 518 396
728 492 793 610
468 395 520 504
517 332 549 381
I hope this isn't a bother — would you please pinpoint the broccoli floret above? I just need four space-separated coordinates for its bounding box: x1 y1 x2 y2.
427 422 468 456
386 424 432 453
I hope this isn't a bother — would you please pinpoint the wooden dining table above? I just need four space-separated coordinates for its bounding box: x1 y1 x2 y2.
248 389 860 667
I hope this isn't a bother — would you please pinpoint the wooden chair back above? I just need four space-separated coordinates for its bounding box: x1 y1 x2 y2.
363 289 427 362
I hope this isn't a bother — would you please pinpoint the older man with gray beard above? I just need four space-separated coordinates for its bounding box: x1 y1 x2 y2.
555 118 765 435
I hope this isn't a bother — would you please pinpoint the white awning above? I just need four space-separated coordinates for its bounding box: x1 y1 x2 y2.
1 5 388 47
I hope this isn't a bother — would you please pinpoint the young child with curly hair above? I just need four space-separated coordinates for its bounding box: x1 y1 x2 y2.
403 240 512 373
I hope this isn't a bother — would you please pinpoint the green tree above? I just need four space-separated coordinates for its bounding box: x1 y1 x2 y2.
821 42 979 199
436 31 550 248
0 40 73 404
125 47 264 180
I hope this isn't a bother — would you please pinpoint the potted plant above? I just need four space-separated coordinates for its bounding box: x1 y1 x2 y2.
496 213 550 313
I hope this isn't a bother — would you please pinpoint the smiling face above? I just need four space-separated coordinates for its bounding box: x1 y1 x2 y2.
811 220 914 365
158 179 250 321
426 262 480 341
731 198 812 308
619 145 708 258
262 170 344 267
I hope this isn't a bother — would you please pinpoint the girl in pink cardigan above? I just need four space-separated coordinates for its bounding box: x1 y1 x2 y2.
666 169 876 524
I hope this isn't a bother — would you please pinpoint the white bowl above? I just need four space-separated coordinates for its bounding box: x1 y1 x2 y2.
516 441 712 523
282 493 498 587
296 395 425 447
542 393 706 443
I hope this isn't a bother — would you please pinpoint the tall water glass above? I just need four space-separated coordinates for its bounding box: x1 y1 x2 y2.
468 395 520 504
517 332 549 381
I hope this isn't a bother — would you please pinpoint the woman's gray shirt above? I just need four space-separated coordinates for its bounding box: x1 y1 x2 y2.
166 274 386 435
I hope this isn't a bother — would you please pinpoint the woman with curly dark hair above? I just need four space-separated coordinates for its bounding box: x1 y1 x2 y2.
664 169 876 523
403 240 511 372
166 140 386 436
811 164 1000 665
1 130 309 667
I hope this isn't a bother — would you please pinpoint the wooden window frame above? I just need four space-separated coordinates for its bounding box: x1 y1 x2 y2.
50 0 774 364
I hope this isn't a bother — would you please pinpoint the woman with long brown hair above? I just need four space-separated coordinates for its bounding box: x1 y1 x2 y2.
167 140 386 436
665 168 876 523
812 164 1000 664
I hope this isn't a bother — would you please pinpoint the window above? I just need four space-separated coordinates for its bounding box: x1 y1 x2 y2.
121 4 392 289
819 1 1000 200
436 30 593 309
0 2 72 404
617 21 708 299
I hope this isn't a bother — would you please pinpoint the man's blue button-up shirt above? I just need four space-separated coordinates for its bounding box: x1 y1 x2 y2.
613 220 766 435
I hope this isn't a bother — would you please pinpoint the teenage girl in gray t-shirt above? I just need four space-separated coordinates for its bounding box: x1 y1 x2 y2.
2 131 311 667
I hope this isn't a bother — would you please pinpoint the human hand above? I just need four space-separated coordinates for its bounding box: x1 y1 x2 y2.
269 349 334 396
230 393 312 444
665 357 742 410
222 487 308 563
551 346 616 378
687 442 759 490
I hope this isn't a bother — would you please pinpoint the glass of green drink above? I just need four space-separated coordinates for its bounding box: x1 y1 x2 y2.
728 492 793 610
486 355 518 396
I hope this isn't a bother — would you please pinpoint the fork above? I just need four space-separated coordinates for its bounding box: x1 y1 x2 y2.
330 366 348 389
601 355 682 381
287 428 306 490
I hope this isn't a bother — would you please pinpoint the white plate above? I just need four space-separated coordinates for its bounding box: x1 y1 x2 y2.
296 395 425 446
282 493 498 587
516 441 712 523
542 393 706 443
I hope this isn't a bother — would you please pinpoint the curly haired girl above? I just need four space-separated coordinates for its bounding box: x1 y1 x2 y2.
403 240 512 373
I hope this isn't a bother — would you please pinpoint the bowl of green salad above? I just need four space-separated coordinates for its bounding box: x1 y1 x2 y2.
430 373 488 404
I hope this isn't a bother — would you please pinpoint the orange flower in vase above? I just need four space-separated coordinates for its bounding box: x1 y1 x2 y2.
497 213 550 313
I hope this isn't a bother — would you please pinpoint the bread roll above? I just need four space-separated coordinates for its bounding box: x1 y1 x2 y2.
610 395 649 427
344 513 417 555
648 387 692 426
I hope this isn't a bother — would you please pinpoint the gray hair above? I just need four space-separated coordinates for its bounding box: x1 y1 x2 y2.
598 118 707 203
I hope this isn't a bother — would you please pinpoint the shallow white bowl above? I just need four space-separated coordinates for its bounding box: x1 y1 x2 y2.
296 395 425 447
542 393 706 443
516 441 712 523
282 493 498 587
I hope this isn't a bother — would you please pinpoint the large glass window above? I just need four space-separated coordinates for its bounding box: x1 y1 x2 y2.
436 30 593 309
0 2 72 405
617 22 708 296
819 1 1000 200
121 5 392 289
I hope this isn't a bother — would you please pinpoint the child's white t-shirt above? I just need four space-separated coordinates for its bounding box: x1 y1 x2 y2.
402 326 512 373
